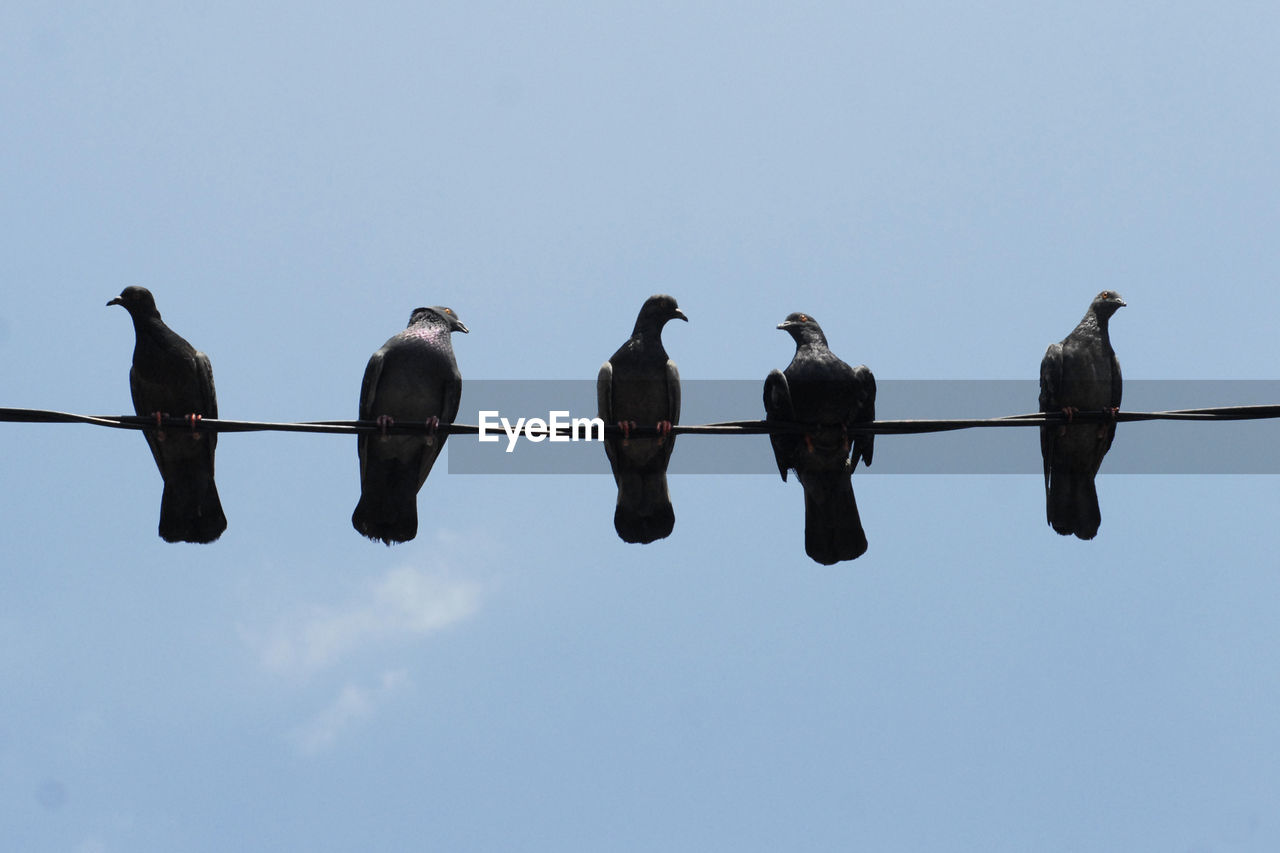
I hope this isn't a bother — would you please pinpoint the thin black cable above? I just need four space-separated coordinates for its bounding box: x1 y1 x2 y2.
3 405 1279 438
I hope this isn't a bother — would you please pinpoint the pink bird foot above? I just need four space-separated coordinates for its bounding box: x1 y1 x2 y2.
617 420 636 446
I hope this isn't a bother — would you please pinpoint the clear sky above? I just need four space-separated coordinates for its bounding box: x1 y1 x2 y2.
3 3 1279 851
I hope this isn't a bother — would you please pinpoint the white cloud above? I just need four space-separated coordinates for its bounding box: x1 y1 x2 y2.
290 670 408 755
250 565 484 677
243 556 486 753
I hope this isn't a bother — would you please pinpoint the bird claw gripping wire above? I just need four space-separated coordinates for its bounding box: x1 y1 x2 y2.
186 413 203 439
656 420 672 445
1098 407 1119 438
1056 406 1078 437
152 411 167 441
617 420 637 446
376 414 394 439
424 415 441 446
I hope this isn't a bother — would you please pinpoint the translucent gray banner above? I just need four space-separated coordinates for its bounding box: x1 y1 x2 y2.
445 380 1280 474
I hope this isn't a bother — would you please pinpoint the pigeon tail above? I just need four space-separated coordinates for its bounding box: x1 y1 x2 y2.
1046 470 1101 540
158 473 226 544
613 470 675 544
352 460 421 545
800 471 867 564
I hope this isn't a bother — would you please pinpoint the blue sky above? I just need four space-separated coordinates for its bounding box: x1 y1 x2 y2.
2 2 1279 851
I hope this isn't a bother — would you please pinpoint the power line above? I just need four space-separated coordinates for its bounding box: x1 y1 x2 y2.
2 404 1279 438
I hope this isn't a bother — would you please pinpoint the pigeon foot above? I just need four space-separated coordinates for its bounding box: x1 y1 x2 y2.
1057 406 1078 437
617 420 636 446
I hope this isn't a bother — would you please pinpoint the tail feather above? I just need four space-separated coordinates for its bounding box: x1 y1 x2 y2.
158 474 226 544
801 472 867 564
614 470 675 544
1047 471 1101 540
352 460 420 545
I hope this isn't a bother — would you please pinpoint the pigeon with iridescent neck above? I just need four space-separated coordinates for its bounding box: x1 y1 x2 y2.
764 312 875 564
353 306 467 545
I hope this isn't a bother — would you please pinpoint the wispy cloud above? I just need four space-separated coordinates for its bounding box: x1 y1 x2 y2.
242 553 488 753
249 564 484 677
290 670 408 755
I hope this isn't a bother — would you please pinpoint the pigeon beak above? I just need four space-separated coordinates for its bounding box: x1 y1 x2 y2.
107 297 123 307
455 322 470 334
776 321 791 330
673 308 688 322
1115 298 1126 308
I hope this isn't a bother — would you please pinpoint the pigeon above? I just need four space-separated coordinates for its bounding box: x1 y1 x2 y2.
597 294 687 544
352 306 468 545
108 286 227 543
764 312 875 564
1039 290 1125 540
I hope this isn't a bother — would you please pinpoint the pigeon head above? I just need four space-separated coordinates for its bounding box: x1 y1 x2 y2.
408 306 469 334
1090 290 1126 319
777 312 829 347
107 286 160 317
632 294 688 335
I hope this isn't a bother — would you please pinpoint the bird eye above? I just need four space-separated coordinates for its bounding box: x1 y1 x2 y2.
798 314 809 322
444 308 454 315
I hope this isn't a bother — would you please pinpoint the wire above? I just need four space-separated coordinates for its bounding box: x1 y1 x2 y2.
2 405 1279 438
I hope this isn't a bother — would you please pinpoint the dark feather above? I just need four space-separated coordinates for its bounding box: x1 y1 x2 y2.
109 286 226 543
764 312 875 564
1038 291 1125 540
597 294 687 544
352 306 467 545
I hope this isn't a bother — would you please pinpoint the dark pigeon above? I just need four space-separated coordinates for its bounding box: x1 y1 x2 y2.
352 306 467 545
1039 290 1125 540
597 294 687 544
108 286 227 543
764 312 875 564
